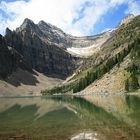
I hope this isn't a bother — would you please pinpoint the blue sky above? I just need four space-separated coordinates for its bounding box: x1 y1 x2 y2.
0 0 140 36
93 3 129 34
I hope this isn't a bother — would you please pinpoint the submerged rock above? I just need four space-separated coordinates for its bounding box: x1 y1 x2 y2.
71 132 99 140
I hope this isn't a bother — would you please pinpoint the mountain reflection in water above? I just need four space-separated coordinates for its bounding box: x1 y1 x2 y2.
0 95 139 140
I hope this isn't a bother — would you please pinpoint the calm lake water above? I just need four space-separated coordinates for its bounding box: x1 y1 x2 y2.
0 95 140 140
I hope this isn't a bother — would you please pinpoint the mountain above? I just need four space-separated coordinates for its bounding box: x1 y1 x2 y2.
0 14 140 96
17 18 70 48
5 19 78 79
43 14 140 95
4 18 112 79
0 32 63 96
0 19 78 96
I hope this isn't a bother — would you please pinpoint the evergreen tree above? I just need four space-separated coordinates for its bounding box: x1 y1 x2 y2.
125 79 129 91
130 74 139 90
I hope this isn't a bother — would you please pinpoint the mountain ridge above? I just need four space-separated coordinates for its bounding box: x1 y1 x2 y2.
42 14 140 95
0 14 139 96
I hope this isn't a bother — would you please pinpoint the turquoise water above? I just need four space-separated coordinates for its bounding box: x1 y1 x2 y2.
0 95 140 140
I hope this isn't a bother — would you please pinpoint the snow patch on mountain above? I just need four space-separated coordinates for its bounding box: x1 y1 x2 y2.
67 30 112 57
67 45 99 57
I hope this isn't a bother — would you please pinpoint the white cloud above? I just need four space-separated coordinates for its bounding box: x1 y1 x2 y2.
126 0 140 15
0 0 140 36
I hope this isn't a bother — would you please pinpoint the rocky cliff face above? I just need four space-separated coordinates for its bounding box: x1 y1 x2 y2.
0 34 32 79
5 19 78 79
0 35 14 78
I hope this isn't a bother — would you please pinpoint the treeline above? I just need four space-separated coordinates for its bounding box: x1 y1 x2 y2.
43 38 140 95
73 42 134 93
125 38 140 92
42 82 76 95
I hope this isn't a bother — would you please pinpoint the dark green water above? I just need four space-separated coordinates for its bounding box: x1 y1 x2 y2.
0 95 140 140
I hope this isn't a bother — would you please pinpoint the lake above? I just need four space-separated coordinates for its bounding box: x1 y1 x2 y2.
0 95 140 140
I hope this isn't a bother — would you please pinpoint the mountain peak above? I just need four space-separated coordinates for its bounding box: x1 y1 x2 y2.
19 18 35 31
119 14 135 26
23 18 33 23
38 20 47 25
37 20 67 40
38 20 63 32
38 20 54 30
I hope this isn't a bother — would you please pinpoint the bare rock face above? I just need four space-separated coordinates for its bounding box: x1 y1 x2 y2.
37 20 71 47
0 35 13 78
0 34 31 79
5 19 78 79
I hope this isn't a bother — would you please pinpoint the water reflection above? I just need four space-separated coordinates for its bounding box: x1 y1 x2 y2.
0 95 139 140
